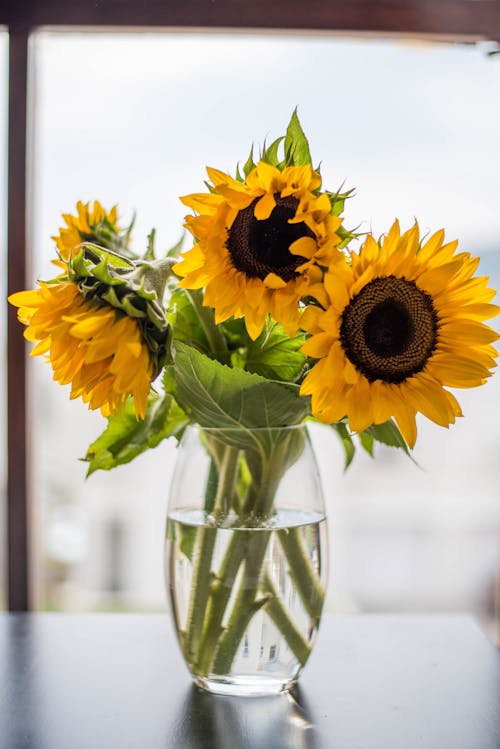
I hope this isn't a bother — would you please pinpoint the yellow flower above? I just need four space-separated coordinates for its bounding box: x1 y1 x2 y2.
300 220 500 448
174 161 344 339
9 281 153 419
52 200 121 262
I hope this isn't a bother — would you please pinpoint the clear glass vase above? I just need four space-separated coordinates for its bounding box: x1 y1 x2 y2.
165 423 327 697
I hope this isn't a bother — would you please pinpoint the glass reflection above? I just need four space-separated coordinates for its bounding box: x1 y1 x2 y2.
175 684 321 749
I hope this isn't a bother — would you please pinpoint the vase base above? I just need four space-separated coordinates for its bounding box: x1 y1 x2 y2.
193 674 297 697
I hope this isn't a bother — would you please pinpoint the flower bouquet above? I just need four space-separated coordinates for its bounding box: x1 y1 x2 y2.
10 112 499 695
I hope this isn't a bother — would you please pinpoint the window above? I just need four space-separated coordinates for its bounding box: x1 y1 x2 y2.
26 31 500 632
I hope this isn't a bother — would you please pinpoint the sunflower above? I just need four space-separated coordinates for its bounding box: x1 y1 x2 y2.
9 281 154 419
174 161 344 339
300 220 499 447
52 200 128 262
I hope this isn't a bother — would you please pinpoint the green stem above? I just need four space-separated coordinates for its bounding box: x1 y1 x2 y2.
186 289 228 356
201 454 285 674
189 429 316 678
182 442 239 665
261 571 311 666
277 527 325 626
211 531 271 674
195 530 249 676
194 451 277 676
213 444 239 518
182 526 217 666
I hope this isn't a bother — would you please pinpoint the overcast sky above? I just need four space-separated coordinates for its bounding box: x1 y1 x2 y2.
30 31 500 279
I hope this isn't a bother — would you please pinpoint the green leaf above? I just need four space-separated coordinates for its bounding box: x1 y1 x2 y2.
162 363 177 396
284 109 312 167
219 316 247 346
83 393 188 475
173 342 309 433
166 514 198 561
179 524 198 561
245 321 306 382
168 288 229 363
331 421 356 469
366 419 411 455
358 431 374 457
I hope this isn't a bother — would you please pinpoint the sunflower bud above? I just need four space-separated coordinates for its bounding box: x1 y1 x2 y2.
69 244 173 378
52 200 136 262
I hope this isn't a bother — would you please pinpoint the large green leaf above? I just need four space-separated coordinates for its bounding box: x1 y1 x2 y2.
245 321 306 382
173 342 309 433
83 393 188 475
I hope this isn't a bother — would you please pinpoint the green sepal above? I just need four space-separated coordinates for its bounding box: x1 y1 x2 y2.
143 228 156 260
243 146 256 177
261 136 285 167
337 224 361 249
327 187 355 217
166 234 185 260
69 244 174 378
76 209 137 261
83 392 189 476
72 243 133 272
284 109 312 167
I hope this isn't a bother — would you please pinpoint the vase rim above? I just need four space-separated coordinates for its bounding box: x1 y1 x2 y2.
192 422 308 433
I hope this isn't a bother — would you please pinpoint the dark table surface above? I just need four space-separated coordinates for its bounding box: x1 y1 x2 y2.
1 613 499 749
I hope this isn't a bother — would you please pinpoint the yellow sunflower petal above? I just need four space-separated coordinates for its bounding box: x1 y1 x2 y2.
301 332 335 359
254 192 276 221
177 155 344 339
300 218 498 448
263 273 287 290
10 278 154 419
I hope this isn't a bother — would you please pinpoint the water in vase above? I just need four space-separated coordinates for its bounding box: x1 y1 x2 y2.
165 508 328 696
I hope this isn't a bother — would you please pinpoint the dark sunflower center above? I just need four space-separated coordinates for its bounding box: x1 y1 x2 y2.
363 299 414 357
340 275 438 383
226 194 314 282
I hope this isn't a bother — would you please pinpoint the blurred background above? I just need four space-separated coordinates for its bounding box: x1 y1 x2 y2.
0 30 499 640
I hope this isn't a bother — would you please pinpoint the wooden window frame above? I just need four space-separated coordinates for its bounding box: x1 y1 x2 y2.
3 0 500 610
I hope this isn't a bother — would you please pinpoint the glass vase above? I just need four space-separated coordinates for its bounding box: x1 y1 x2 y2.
165 423 327 697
